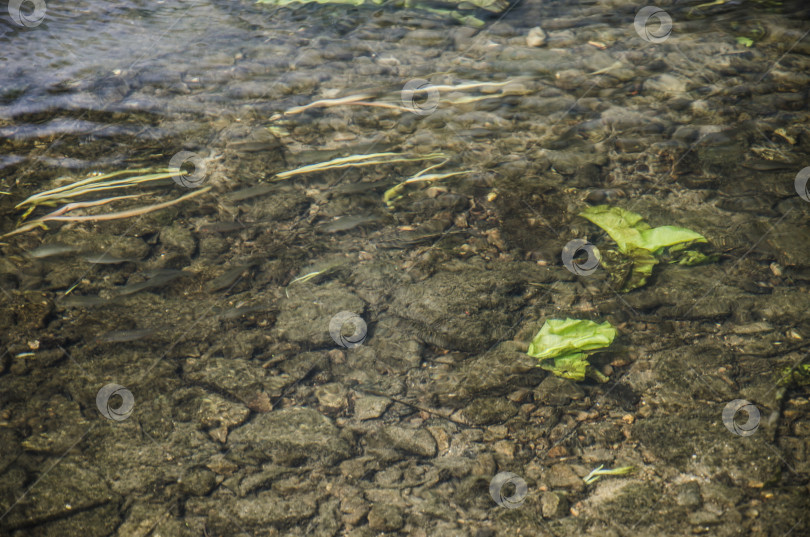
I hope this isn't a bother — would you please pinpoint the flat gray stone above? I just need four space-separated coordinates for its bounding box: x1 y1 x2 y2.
380 426 437 458
228 407 351 466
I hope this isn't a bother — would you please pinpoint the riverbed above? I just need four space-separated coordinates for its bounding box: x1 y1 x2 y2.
1 0 809 535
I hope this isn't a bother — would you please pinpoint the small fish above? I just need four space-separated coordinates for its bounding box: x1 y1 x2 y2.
320 215 383 233
207 264 253 292
218 305 266 320
330 179 392 196
197 221 247 233
98 328 156 343
458 128 495 139
81 252 140 264
117 270 184 296
226 141 279 153
27 243 80 259
225 184 276 202
287 149 342 166
60 295 110 307
742 159 796 171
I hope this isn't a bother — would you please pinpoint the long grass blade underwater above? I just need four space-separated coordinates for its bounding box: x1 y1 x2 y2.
3 168 212 238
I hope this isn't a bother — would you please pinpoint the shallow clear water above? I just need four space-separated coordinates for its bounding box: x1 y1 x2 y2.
1 0 810 535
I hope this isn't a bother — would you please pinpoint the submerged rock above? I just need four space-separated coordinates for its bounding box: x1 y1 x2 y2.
228 407 351 466
376 425 438 458
368 504 405 531
389 266 537 352
462 397 518 425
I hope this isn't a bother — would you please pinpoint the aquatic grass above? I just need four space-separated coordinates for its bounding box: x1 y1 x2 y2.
3 187 211 238
3 167 211 238
383 159 470 207
402 80 517 93
273 151 448 180
269 80 522 121
257 0 507 9
583 465 635 485
269 93 389 121
285 270 325 298
256 0 508 26
15 168 179 217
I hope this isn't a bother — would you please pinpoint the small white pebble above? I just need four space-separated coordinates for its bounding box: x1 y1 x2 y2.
527 27 548 47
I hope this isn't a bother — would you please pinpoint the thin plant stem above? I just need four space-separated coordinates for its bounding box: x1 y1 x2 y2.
2 187 211 238
274 152 446 180
16 168 171 208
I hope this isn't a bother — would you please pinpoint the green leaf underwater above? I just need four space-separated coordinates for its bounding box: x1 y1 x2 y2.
527 319 617 382
578 205 716 291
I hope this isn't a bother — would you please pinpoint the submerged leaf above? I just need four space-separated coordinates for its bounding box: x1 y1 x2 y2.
779 364 810 387
579 205 707 254
638 226 707 255
537 353 590 381
579 205 713 291
670 249 718 266
618 248 658 292
528 319 616 382
579 205 648 253
527 318 617 359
